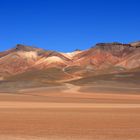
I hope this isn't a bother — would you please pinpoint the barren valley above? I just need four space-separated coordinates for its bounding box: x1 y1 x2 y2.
0 42 140 140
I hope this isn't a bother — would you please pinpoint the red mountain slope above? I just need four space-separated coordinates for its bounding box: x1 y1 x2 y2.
0 42 140 81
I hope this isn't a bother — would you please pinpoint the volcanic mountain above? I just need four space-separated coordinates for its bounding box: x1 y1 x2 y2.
0 42 140 88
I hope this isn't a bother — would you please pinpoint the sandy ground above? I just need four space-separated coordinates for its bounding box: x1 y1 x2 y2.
0 85 140 140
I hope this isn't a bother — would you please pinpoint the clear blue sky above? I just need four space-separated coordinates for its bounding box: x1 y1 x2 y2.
0 0 140 52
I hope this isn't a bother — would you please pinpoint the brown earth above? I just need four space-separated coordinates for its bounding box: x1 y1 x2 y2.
0 86 140 140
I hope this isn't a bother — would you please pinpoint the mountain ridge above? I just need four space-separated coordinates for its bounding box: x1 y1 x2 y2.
0 41 140 83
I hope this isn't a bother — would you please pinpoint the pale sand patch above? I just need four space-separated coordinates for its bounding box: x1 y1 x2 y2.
0 101 140 109
0 135 97 140
0 135 138 140
18 86 140 101
62 83 81 93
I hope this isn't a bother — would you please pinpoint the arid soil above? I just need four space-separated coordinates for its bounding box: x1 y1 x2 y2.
0 85 140 140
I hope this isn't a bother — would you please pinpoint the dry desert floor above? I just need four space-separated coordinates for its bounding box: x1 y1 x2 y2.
0 85 140 140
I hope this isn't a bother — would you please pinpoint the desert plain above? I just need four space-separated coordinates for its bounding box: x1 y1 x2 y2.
0 82 140 140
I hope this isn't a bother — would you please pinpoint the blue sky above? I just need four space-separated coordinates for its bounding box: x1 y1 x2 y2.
0 0 140 52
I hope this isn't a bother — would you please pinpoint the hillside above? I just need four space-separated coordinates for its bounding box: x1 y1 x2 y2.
0 42 140 91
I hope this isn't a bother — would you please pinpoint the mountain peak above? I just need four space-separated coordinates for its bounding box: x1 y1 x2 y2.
94 42 132 50
14 44 42 52
74 49 81 52
130 41 140 48
95 42 131 47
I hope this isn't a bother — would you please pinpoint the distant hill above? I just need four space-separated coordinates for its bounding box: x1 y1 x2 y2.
0 42 140 87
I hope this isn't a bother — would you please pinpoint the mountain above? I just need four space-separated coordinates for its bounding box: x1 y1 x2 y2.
0 42 140 85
